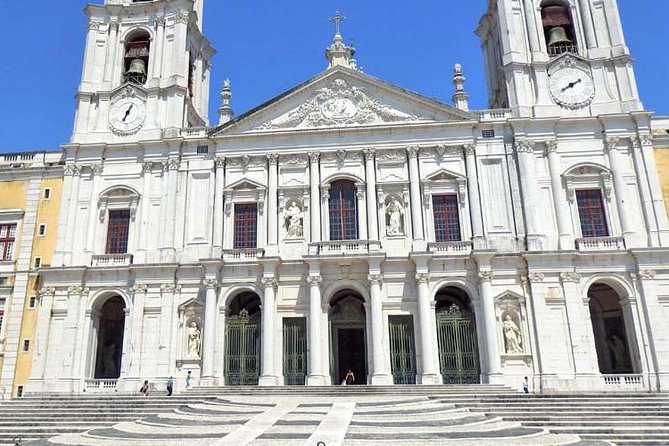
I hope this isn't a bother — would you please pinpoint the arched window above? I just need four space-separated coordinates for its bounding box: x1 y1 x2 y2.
541 0 578 56
329 180 358 241
124 31 150 85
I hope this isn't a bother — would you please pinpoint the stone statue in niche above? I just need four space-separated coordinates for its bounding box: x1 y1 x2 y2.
386 197 405 235
187 321 201 358
503 314 523 354
284 201 304 238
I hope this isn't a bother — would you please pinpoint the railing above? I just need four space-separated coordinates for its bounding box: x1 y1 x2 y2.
471 109 513 121
548 43 579 57
309 240 382 256
91 254 134 267
84 379 118 393
180 126 209 137
222 248 265 261
428 241 473 256
576 237 626 251
602 374 644 390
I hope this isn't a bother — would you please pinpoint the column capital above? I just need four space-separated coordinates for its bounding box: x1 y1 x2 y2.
478 271 494 283
559 272 582 283
160 283 181 293
528 272 545 283
38 287 56 297
306 275 322 286
68 286 89 296
363 148 376 161
261 277 278 289
90 164 104 175
64 164 83 177
407 146 420 159
368 274 384 285
203 278 219 289
545 139 558 154
142 161 154 173
267 153 279 166
132 284 149 294
214 156 226 168
514 140 535 153
631 270 656 281
604 136 620 151
415 273 430 284
464 143 476 156
309 152 320 163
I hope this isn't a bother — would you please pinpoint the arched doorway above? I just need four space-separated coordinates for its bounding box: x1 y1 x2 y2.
330 290 367 385
435 287 480 384
224 292 261 385
94 296 126 379
588 283 636 374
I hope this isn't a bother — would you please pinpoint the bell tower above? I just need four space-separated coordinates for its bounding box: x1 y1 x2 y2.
476 0 643 117
71 0 214 144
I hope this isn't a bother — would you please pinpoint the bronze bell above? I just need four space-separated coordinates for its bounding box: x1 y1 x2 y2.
547 26 572 47
126 58 146 76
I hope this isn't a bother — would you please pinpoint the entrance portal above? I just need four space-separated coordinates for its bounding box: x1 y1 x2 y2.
94 296 126 379
435 287 480 384
225 292 261 385
330 291 367 385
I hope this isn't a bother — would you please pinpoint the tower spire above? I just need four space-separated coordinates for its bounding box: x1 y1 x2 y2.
325 11 357 70
218 79 234 125
452 64 469 111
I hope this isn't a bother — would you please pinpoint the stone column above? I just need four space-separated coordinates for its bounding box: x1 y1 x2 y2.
415 273 440 384
259 277 278 386
70 286 90 384
63 165 83 265
309 153 321 242
639 136 669 244
31 287 56 383
152 16 166 79
605 137 634 240
306 275 326 385
162 284 180 376
407 146 425 246
628 138 656 245
85 165 103 254
478 271 501 377
102 21 119 83
464 144 484 242
161 159 180 260
545 140 574 249
267 154 279 252
356 184 368 240
369 274 391 384
126 284 148 381
213 157 225 253
201 278 218 384
363 149 379 240
560 272 599 377
523 0 542 53
139 163 154 256
515 140 541 250
577 0 598 49
630 270 661 390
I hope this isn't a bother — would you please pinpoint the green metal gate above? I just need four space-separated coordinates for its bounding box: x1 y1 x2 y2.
389 315 417 384
283 318 307 385
225 309 260 385
436 304 480 384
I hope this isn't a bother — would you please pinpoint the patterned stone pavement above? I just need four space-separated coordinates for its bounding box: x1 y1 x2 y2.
26 395 610 446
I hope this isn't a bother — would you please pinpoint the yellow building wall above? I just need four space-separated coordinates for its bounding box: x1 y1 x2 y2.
655 148 669 220
13 178 63 394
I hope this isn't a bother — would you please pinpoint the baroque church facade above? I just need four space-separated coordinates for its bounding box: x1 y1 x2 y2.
19 0 669 394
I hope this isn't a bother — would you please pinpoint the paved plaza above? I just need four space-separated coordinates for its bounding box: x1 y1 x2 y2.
25 395 607 446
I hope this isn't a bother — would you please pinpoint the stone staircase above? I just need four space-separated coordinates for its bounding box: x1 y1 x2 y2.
440 393 669 446
0 387 666 445
0 395 211 445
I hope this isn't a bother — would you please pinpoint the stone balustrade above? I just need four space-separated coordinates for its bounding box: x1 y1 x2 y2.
575 236 626 251
221 248 265 262
428 241 473 256
91 254 134 267
308 240 382 256
601 374 644 390
84 379 118 393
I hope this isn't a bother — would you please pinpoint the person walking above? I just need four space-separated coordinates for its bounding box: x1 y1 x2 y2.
185 371 192 389
523 376 529 394
166 376 174 396
140 380 150 396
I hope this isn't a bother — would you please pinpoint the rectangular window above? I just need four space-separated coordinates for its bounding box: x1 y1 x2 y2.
43 188 52 200
22 339 30 352
433 194 462 242
197 145 209 154
106 210 131 254
16 386 23 398
0 224 17 261
329 181 359 241
29 296 37 308
576 189 609 238
233 204 258 249
33 257 42 268
38 224 46 236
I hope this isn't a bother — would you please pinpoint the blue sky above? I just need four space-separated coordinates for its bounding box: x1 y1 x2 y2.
0 1 666 153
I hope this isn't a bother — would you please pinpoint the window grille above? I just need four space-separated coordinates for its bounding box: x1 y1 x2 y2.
576 189 609 237
0 224 17 261
234 204 258 249
329 180 359 241
106 210 131 254
433 194 461 242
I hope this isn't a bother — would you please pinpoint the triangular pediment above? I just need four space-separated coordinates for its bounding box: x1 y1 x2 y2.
423 168 466 182
224 177 266 192
211 66 477 136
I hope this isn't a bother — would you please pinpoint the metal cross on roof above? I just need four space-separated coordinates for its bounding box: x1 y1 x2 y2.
330 11 346 35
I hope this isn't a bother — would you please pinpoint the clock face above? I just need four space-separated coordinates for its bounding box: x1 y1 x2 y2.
549 67 595 109
109 97 146 135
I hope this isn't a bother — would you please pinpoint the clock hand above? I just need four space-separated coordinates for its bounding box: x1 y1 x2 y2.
561 78 582 93
122 104 134 122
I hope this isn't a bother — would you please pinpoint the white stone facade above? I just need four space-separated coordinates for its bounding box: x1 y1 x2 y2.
25 0 669 394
